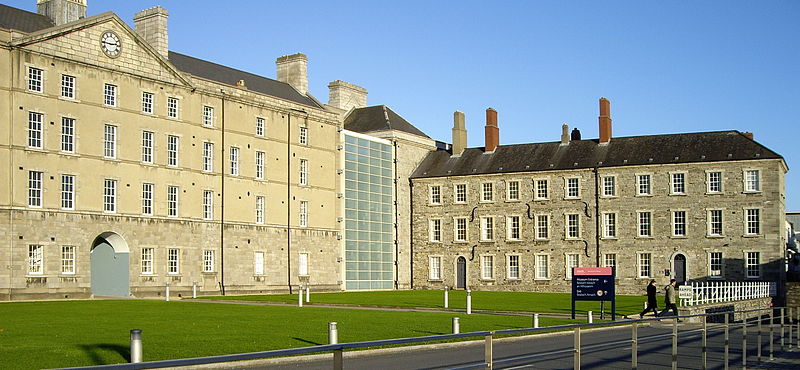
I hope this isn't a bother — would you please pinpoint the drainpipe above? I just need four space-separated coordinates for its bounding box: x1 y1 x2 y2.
220 90 226 295
286 108 307 295
408 178 414 289
594 166 600 267
7 49 18 300
393 140 399 290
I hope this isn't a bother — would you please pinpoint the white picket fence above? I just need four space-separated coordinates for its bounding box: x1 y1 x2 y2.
681 281 775 307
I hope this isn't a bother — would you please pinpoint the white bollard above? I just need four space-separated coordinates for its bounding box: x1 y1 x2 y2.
588 310 593 324
298 288 304 307
130 329 142 363
444 287 449 308
192 282 197 299
534 313 540 328
305 287 310 303
452 317 460 334
165 285 170 302
466 290 472 315
329 322 338 344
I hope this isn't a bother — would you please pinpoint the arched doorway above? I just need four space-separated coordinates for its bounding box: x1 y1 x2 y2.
456 256 467 289
91 232 130 297
673 254 687 285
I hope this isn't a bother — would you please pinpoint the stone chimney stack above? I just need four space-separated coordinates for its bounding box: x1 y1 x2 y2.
560 123 570 145
276 53 308 95
134 6 169 58
327 80 367 111
452 111 467 156
37 0 86 26
599 97 612 144
484 108 499 152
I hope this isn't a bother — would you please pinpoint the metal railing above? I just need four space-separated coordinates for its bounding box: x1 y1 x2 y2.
60 306 798 370
682 281 774 306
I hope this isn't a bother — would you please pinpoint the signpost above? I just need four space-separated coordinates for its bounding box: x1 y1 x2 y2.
572 267 616 320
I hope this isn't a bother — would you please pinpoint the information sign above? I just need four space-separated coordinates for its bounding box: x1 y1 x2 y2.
571 267 616 320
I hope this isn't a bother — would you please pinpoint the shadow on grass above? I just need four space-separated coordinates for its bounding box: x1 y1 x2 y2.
410 329 446 335
79 343 130 364
291 337 323 346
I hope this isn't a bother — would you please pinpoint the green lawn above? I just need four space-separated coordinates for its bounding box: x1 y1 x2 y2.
0 300 580 369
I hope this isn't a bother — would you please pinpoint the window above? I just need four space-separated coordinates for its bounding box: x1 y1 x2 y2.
481 217 494 241
535 255 549 279
167 135 179 167
536 214 549 239
709 252 723 277
299 159 308 185
203 250 215 273
454 184 467 203
203 106 214 126
28 67 43 92
671 173 686 194
28 245 43 274
255 196 265 224
744 170 760 192
637 174 651 195
141 248 154 274
429 256 442 280
230 147 239 176
602 176 616 197
103 124 116 158
566 254 580 279
707 171 723 193
104 179 116 213
535 179 548 200
203 190 213 220
61 74 75 98
566 214 580 239
104 83 117 106
507 215 520 240
142 92 154 114
602 213 616 238
481 255 494 279
299 200 308 227
299 126 308 145
454 217 467 242
429 219 442 242
168 248 180 274
298 253 309 276
61 175 74 210
482 182 494 202
507 255 520 279
255 151 265 179
604 253 617 269
672 210 687 236
638 211 652 237
28 111 43 149
566 177 580 198
256 117 265 136
745 252 760 278
141 131 154 163
745 208 760 235
254 252 265 275
507 180 520 201
167 186 178 217
28 171 42 208
708 209 723 236
429 185 442 205
167 97 179 118
638 253 652 278
61 246 75 274
61 117 75 152
142 183 154 215
202 142 214 172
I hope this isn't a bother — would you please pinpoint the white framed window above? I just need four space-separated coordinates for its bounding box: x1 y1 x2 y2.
203 250 215 273
61 74 75 99
61 117 75 152
61 246 76 274
28 171 42 208
707 171 723 193
429 185 442 205
230 147 239 176
637 174 651 196
429 219 442 242
602 213 616 238
604 253 617 269
480 216 494 241
708 209 723 236
299 200 308 227
167 135 179 167
481 255 494 280
141 131 154 163
61 174 74 210
255 151 265 180
140 248 154 274
507 180 520 201
256 117 265 136
255 196 265 224
745 251 760 278
454 184 467 203
141 92 154 114
28 67 43 92
103 124 116 159
744 169 761 192
254 252 265 275
104 179 116 213
672 210 687 236
203 190 213 220
167 185 178 217
141 183 154 215
167 97 179 118
534 179 548 200
709 252 723 277
505 255 520 279
28 245 44 275
454 217 468 242
745 208 760 235
671 172 686 194
481 182 494 202
536 214 549 240
535 254 549 280
638 253 652 278
637 211 652 237
28 111 43 149
103 83 117 107
168 248 180 274
566 213 580 239
429 256 442 280
565 177 580 199
566 253 580 279
203 106 214 126
507 215 520 240
299 159 308 185
602 176 616 197
202 142 214 172
298 253 309 276
299 126 308 145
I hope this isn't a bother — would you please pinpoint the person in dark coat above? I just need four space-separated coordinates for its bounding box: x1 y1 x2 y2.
639 279 658 318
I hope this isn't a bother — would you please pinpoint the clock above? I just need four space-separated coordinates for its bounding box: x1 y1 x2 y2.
100 31 121 58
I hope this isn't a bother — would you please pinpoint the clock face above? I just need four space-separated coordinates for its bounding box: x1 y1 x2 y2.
100 31 121 58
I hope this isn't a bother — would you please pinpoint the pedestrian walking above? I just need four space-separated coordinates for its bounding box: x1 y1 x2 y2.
657 279 680 320
639 279 658 318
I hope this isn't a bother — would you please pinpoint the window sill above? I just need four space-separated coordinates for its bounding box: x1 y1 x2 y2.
600 237 618 241
742 234 762 238
635 236 653 239
428 203 442 207
454 202 468 205
453 241 469 244
533 198 549 201
506 239 522 243
669 193 687 196
504 200 521 203
480 278 496 282
564 238 582 241
600 195 618 199
635 194 653 197
706 235 725 239
479 240 494 244
670 235 688 239
564 197 581 201
534 278 551 281
742 191 762 195
429 240 443 244
201 271 217 275
705 192 724 195
428 279 443 282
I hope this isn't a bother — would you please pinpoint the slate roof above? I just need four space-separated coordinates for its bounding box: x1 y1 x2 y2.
0 4 54 33
344 105 430 138
411 131 784 178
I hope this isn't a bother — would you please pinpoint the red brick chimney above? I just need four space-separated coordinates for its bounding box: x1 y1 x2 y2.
485 108 499 152
742 131 754 140
599 97 612 144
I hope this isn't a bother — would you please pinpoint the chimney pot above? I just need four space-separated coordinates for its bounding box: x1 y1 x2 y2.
560 123 570 145
452 111 467 156
742 131 754 140
599 97 612 144
484 108 499 152
134 6 170 58
276 53 309 95
571 128 582 141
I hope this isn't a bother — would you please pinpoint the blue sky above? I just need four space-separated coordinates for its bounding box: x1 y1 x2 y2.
9 1 799 209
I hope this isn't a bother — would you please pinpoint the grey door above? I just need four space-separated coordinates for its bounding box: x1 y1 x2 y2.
674 254 686 285
91 241 130 297
456 256 466 289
